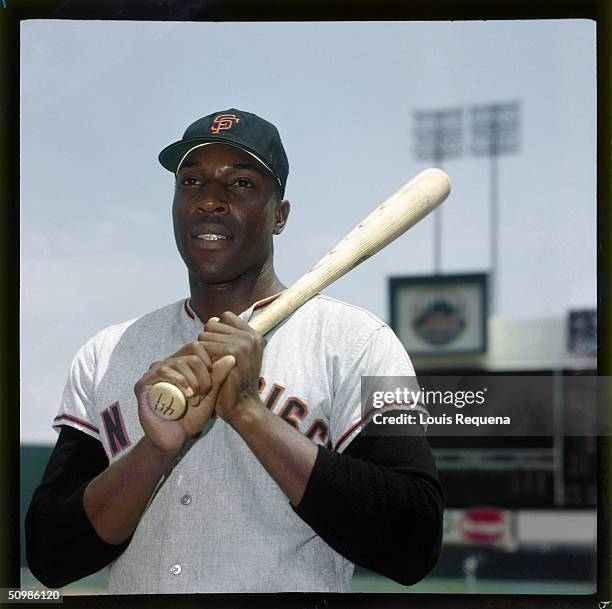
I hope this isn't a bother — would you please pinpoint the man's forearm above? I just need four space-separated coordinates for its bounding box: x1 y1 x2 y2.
229 397 318 505
83 435 179 544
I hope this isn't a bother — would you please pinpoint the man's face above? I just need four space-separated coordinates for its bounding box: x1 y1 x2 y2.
172 143 288 284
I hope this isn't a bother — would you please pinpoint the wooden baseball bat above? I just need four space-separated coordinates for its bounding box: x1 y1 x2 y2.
148 168 451 420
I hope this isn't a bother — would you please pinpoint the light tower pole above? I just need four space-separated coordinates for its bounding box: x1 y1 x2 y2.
471 101 521 315
413 108 463 274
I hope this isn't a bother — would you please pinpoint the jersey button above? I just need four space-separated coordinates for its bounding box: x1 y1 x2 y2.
170 564 182 575
180 494 192 505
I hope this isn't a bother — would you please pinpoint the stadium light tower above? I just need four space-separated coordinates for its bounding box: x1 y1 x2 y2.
471 101 521 315
413 107 463 274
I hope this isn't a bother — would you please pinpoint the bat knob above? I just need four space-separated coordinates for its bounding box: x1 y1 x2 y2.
148 382 187 421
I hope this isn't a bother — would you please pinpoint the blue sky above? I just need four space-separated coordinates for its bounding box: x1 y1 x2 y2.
20 20 596 443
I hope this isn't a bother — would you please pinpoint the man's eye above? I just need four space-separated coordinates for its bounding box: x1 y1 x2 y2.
179 176 201 186
233 177 254 188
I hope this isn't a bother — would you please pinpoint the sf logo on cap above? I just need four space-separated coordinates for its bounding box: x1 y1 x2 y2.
211 113 240 134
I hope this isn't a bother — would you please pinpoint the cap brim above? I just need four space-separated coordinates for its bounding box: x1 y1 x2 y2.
159 137 277 182
158 137 217 173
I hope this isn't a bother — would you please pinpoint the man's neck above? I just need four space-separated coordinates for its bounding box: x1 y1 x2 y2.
188 264 285 323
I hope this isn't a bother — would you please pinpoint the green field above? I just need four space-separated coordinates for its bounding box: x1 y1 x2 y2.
20 567 596 596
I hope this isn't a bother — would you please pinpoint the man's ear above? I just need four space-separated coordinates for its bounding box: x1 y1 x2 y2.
273 200 290 235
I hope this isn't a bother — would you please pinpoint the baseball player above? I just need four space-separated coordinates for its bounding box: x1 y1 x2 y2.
26 108 443 593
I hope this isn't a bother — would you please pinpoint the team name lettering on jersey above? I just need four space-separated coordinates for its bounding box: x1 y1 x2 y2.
101 401 132 456
279 398 308 428
305 419 330 445
259 377 331 447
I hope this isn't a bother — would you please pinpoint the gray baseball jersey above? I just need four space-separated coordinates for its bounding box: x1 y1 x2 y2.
54 294 416 593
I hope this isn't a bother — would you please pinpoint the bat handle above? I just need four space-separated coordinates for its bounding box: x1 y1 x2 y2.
148 291 292 419
147 290 302 418
147 313 261 420
148 353 239 421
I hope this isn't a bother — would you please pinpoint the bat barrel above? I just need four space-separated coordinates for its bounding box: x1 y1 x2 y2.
250 168 450 335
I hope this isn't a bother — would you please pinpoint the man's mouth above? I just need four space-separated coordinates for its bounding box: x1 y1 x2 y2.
194 233 231 241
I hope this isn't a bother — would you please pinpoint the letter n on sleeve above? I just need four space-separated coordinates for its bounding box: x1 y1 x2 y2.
101 402 132 457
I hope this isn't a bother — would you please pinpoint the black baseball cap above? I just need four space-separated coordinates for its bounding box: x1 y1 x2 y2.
158 108 289 197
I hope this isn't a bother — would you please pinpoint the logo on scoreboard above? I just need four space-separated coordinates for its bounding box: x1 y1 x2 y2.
412 292 467 346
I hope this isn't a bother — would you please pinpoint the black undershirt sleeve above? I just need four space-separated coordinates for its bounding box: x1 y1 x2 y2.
292 419 444 586
25 426 132 589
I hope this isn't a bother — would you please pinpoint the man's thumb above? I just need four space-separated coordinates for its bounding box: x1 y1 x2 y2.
210 355 236 394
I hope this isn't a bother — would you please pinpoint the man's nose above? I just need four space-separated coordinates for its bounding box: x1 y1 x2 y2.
197 183 228 214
